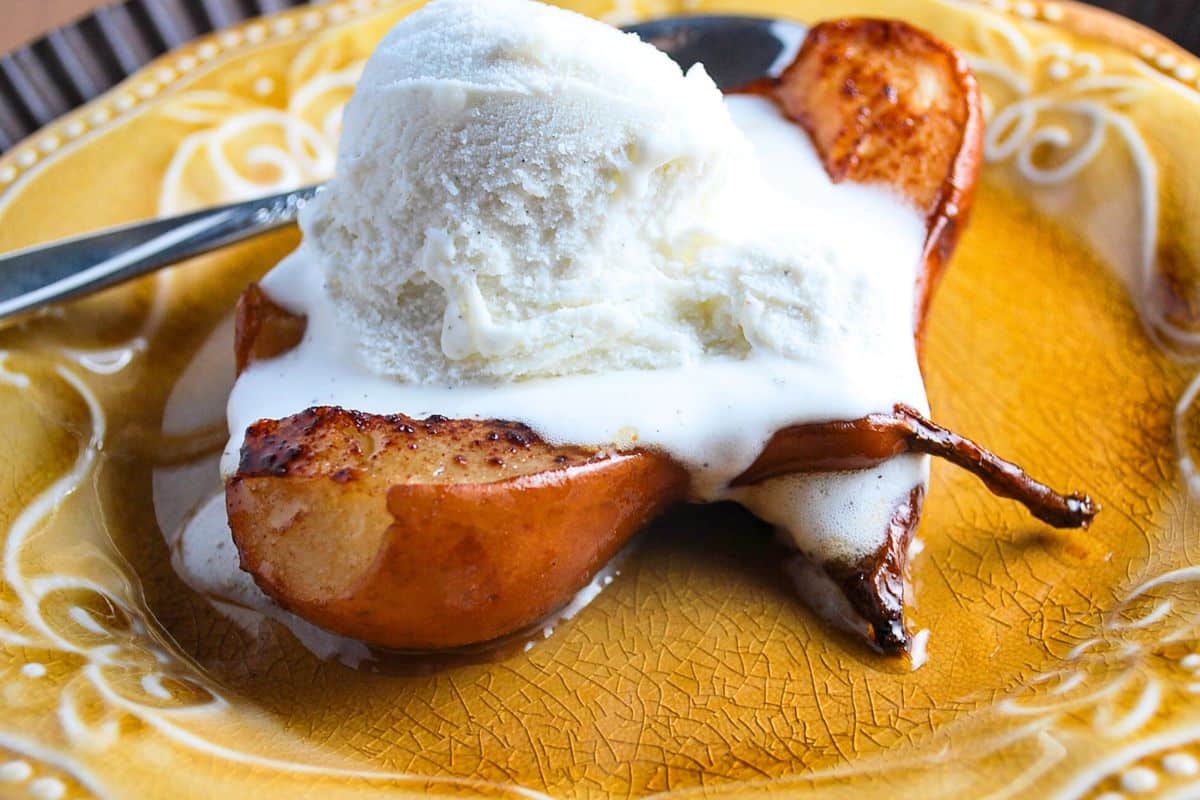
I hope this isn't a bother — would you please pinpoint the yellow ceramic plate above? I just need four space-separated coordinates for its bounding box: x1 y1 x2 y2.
2 1 1200 797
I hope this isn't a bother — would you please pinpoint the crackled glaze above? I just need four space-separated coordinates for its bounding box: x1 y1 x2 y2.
2 1 1200 798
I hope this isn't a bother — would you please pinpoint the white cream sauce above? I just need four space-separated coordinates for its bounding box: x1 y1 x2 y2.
223 95 931 565
159 319 660 666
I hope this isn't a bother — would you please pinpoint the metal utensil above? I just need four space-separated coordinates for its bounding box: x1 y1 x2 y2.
0 15 806 328
0 187 319 325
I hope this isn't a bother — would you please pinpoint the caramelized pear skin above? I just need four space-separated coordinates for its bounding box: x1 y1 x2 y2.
735 405 1098 530
234 282 307 374
226 19 1092 654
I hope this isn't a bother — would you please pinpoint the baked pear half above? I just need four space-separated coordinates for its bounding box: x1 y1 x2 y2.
226 19 1095 654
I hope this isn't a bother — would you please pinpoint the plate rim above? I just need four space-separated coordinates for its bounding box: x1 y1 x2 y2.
0 0 1197 197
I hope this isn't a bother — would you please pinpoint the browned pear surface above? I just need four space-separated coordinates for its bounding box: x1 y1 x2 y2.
228 407 689 649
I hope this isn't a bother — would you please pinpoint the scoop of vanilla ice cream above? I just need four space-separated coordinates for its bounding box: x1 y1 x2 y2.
302 0 901 383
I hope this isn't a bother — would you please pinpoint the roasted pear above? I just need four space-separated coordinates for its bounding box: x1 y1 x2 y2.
226 19 1095 653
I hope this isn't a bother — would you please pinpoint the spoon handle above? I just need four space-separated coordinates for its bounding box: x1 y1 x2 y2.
0 185 321 327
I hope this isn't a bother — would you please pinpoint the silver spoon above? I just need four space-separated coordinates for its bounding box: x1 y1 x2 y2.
0 15 806 328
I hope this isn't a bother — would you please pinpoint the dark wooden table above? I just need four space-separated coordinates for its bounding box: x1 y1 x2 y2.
1096 1 1200 52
